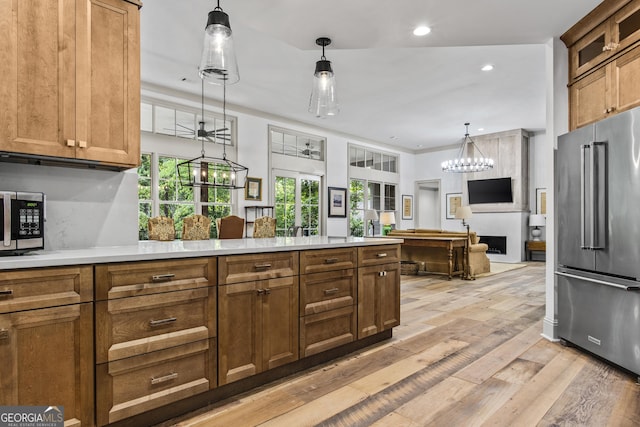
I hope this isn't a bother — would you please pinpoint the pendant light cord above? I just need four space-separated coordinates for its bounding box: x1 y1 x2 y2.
222 80 227 160
200 79 206 157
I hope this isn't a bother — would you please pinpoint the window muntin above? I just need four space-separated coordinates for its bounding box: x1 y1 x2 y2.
349 146 397 172
270 127 325 161
137 153 233 240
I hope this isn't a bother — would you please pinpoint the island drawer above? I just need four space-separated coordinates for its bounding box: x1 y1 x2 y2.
358 244 401 267
300 305 356 357
95 258 215 301
95 287 215 364
300 247 357 274
96 338 215 426
218 251 298 285
299 269 355 315
0 265 93 313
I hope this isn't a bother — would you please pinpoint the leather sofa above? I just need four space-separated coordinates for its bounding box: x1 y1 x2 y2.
387 229 490 278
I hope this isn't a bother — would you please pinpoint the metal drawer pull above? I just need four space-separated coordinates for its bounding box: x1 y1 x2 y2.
324 288 339 295
378 271 388 277
254 263 272 270
264 288 271 295
0 290 13 296
325 258 339 264
0 329 8 340
152 274 175 282
149 317 177 327
376 253 388 258
150 372 178 385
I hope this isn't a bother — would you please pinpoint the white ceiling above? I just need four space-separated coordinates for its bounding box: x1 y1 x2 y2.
140 0 601 152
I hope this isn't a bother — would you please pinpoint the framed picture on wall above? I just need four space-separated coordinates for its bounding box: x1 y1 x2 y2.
536 187 547 215
402 194 413 220
446 192 462 219
245 177 262 201
328 187 347 217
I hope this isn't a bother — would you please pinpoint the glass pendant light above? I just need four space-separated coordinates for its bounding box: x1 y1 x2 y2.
199 0 240 85
309 37 339 117
441 123 494 173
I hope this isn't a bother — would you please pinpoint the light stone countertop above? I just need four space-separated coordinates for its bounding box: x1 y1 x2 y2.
0 236 403 270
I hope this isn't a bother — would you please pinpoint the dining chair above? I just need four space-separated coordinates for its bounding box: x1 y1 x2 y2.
252 216 276 238
148 216 175 241
182 214 211 240
218 215 245 239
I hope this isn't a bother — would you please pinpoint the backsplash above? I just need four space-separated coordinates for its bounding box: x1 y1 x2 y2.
0 162 138 251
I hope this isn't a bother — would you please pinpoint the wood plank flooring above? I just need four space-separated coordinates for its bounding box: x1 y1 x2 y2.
160 263 640 427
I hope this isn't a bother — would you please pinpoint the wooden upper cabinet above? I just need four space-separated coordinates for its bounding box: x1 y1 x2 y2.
563 0 640 129
0 0 140 168
565 0 640 81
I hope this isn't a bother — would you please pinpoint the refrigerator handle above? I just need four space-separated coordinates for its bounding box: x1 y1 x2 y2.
556 271 639 291
2 193 11 247
580 144 588 249
592 141 606 250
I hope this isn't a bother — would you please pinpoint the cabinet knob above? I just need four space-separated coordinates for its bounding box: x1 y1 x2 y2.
66 139 76 147
0 329 8 340
78 140 87 148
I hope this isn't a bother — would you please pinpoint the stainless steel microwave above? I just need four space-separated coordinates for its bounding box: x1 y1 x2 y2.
1 191 45 254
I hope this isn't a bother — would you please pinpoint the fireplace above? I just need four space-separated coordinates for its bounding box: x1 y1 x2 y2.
479 236 507 255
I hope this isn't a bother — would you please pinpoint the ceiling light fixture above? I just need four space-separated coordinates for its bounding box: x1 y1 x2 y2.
441 123 494 173
199 0 240 85
481 64 494 71
309 37 339 117
413 25 431 36
177 80 248 189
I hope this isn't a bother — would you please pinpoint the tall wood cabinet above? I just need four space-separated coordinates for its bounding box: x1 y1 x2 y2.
562 0 640 129
357 245 401 339
0 0 141 168
217 252 299 385
0 266 94 427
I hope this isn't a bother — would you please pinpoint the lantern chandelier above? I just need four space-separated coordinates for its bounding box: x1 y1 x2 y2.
441 123 494 173
177 80 248 189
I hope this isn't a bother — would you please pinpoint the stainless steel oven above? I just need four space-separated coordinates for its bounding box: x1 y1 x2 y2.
1 191 45 254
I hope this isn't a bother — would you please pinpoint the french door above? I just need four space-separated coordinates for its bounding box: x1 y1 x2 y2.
273 171 321 236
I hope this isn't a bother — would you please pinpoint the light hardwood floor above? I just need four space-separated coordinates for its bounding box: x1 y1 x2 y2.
162 263 640 427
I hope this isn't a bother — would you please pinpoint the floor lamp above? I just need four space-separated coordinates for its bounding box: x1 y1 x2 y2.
455 205 473 280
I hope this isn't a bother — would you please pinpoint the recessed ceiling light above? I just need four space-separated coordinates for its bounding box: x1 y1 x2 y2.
481 64 494 71
413 26 431 36
477 128 484 131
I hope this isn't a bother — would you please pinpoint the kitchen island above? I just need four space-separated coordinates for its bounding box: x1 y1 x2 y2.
0 236 402 427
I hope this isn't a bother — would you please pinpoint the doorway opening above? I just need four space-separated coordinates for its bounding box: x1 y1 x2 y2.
414 180 441 230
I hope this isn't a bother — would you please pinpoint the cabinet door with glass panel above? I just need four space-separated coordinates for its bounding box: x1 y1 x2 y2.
274 171 321 237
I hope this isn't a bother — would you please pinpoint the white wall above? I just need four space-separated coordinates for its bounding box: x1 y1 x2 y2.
0 162 138 250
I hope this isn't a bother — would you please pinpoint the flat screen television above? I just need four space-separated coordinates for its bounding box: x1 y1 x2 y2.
467 177 513 204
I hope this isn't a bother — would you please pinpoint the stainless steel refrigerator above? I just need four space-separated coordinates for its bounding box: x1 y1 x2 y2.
556 106 640 377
